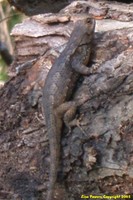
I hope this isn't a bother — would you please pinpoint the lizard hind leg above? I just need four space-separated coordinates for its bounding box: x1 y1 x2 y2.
63 104 77 134
63 104 88 136
63 95 90 135
55 101 77 133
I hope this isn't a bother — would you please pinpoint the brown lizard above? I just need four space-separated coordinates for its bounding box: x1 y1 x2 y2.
42 16 95 200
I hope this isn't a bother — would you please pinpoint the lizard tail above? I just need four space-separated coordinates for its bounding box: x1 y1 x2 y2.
47 151 59 200
46 117 62 200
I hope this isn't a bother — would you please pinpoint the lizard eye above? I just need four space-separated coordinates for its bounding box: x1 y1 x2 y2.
86 17 95 28
86 18 91 23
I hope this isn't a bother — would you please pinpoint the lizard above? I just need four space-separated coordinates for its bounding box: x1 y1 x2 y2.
42 16 95 200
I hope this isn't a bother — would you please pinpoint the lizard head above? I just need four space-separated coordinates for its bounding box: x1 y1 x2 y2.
78 17 95 44
70 16 95 48
85 17 95 34
64 16 95 64
74 17 95 64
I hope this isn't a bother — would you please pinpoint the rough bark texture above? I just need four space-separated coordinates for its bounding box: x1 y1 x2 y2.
1 1 133 199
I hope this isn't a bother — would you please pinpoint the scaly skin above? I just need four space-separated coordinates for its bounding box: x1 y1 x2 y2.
43 16 95 200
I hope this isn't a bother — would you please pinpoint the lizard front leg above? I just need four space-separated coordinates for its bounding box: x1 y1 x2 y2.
72 62 98 75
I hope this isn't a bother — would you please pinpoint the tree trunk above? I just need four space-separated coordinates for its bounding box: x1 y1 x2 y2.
0 1 133 199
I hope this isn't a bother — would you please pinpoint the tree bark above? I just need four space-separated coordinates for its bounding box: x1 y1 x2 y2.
1 1 133 199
